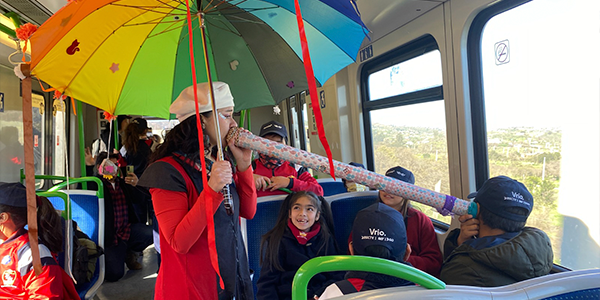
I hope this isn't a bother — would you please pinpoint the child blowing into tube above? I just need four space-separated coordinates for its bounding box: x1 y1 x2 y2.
440 176 553 287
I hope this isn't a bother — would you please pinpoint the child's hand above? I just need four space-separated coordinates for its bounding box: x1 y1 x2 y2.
254 174 271 191
267 176 290 191
457 214 479 246
124 172 139 187
84 147 96 166
403 243 412 262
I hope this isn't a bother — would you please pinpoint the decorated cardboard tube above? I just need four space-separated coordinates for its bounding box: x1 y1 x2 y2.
227 128 469 216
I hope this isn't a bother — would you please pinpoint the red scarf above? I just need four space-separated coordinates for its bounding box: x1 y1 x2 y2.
287 219 321 245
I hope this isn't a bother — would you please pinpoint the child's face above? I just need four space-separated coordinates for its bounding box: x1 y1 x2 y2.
289 196 320 232
379 190 406 211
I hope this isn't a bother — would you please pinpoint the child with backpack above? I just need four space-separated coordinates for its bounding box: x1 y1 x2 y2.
256 191 343 300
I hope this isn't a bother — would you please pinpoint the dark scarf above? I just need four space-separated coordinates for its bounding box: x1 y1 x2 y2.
287 219 321 245
259 153 283 170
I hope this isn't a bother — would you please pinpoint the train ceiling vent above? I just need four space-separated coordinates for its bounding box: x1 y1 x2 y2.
0 0 53 25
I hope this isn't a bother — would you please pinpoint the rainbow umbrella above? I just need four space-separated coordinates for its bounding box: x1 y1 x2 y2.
28 0 368 118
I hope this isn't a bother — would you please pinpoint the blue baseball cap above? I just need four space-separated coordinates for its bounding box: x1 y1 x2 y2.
470 176 534 222
349 162 366 169
259 121 288 140
352 203 407 261
0 182 28 208
385 166 415 184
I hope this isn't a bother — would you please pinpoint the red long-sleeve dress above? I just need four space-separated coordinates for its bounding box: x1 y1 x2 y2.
140 154 257 300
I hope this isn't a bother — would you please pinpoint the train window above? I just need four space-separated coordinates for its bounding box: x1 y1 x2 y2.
52 99 67 182
368 51 442 101
32 94 45 189
369 101 451 225
147 119 179 142
472 0 600 269
362 35 450 225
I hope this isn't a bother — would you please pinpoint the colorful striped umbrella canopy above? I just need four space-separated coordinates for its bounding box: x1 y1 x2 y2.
28 0 367 118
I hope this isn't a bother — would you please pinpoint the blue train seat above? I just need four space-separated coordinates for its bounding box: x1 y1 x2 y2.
39 191 72 274
327 191 379 252
317 178 347 196
56 190 105 300
242 194 288 298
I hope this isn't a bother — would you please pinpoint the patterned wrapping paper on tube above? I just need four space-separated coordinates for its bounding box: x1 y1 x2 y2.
227 128 469 216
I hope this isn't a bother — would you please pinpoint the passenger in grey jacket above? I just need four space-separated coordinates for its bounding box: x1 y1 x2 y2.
440 176 553 287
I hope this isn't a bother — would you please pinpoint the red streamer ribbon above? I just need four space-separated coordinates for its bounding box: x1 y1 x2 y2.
293 0 336 179
183 0 224 290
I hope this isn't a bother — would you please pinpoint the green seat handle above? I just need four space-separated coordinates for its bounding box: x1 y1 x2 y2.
291 255 445 300
36 191 71 220
19 173 104 199
44 176 104 199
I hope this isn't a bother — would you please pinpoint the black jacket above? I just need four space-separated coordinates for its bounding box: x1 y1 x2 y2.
124 139 152 178
441 227 553 287
257 227 343 300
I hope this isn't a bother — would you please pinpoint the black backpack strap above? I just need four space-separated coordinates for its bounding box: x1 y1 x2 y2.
290 162 307 177
336 280 358 294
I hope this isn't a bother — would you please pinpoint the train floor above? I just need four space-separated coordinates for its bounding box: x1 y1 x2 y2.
95 245 158 300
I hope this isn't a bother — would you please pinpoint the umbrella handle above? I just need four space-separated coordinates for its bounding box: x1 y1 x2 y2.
197 12 234 216
222 184 234 215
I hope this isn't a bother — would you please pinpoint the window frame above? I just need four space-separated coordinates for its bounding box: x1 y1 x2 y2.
467 0 532 190
360 34 443 171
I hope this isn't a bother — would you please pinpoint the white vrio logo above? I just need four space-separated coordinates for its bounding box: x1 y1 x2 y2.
512 191 524 200
369 228 386 236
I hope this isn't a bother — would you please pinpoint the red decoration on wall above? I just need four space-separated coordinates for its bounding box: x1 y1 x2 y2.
15 23 38 62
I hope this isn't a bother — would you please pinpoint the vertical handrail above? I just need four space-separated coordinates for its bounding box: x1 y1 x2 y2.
113 118 119 152
77 100 87 189
240 110 246 129
247 109 251 129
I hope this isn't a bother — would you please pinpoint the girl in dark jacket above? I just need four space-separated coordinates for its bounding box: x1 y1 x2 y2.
122 117 153 224
257 191 343 300
122 117 152 178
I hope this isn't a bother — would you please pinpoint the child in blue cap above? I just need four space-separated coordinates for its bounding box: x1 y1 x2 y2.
252 121 323 197
320 203 414 298
440 176 553 286
378 166 443 277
